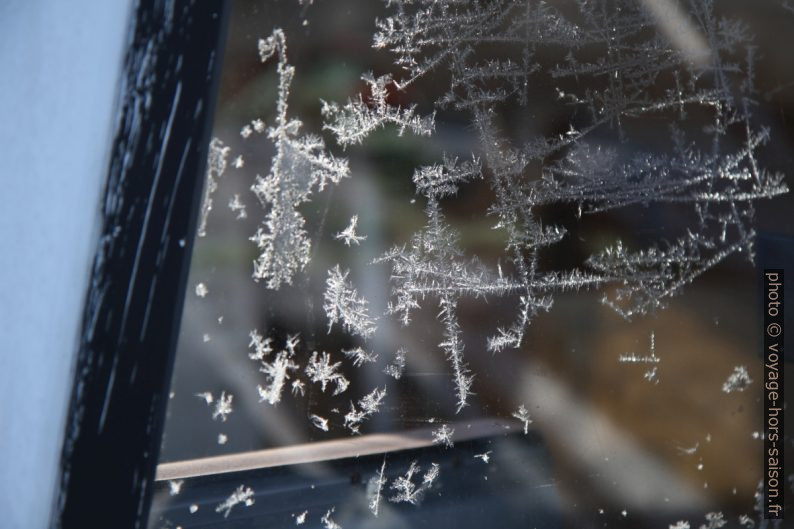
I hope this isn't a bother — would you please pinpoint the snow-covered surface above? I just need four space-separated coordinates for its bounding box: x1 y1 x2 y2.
0 1 132 526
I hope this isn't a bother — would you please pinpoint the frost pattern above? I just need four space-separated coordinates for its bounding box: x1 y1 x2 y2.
198 138 230 238
343 386 387 434
335 215 366 246
619 332 661 383
342 346 378 367
305 351 350 395
324 265 378 339
228 194 248 220
512 404 532 435
389 460 439 505
321 72 434 148
383 347 407 379
431 424 454 448
249 29 350 289
321 508 342 529
722 365 752 393
367 458 387 516
252 333 300 405
365 0 787 411
215 485 255 518
212 391 234 422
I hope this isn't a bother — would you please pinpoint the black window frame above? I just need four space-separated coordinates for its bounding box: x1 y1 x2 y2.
54 2 230 527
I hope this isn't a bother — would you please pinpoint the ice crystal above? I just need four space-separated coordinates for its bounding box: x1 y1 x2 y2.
335 215 366 246
250 29 350 289
212 391 234 422
309 413 330 431
670 521 691 529
699 512 727 529
367 458 387 516
431 424 454 448
197 138 230 237
474 451 492 464
512 404 532 435
305 351 349 395
342 346 378 367
233 155 244 169
215 485 255 518
168 480 184 496
321 508 342 529
343 386 386 434
217 433 228 445
291 379 306 396
619 332 661 383
295 511 308 525
322 72 434 148
389 461 440 505
248 329 273 361
369 0 787 411
383 347 407 379
228 194 248 220
323 265 377 339
250 333 300 405
195 391 213 405
722 365 752 393
195 282 208 298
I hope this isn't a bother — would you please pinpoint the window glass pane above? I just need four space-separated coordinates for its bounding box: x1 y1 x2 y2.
151 1 793 527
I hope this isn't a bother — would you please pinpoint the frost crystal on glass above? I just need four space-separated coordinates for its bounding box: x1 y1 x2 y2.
309 413 329 431
367 458 387 516
215 485 255 518
334 215 366 246
722 365 753 393
389 460 440 505
321 72 434 148
228 194 248 220
431 424 454 448
249 29 350 289
198 138 230 238
342 346 378 367
323 265 377 339
321 507 342 529
343 386 386 434
305 351 349 395
212 391 234 422
512 404 532 435
383 347 407 379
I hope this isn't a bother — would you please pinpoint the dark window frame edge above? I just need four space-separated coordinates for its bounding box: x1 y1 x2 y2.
53 1 230 527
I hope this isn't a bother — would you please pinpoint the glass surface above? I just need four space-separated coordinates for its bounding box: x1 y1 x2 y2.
151 1 793 528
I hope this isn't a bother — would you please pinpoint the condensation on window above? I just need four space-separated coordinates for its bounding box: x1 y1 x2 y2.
150 1 793 528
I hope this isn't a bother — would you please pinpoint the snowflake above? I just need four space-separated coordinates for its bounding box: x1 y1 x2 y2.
334 215 366 246
323 265 377 339
305 351 349 395
367 458 387 516
344 386 387 434
212 391 234 422
322 72 434 148
228 194 248 220
512 404 532 435
168 480 184 496
474 451 492 464
197 138 230 237
722 366 753 393
215 485 255 518
250 29 350 289
321 507 342 529
309 413 329 431
383 347 407 379
251 334 300 405
389 461 439 505
342 346 378 367
431 424 454 448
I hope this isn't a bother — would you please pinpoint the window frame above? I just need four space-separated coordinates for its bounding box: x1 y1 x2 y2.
54 2 230 527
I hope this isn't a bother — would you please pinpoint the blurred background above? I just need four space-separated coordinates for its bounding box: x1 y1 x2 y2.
155 1 794 527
